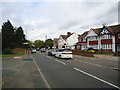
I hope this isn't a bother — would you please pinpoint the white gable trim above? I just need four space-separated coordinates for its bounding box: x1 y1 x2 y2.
85 28 97 38
100 28 110 35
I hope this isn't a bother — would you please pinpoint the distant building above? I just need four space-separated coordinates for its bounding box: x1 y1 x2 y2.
53 38 59 49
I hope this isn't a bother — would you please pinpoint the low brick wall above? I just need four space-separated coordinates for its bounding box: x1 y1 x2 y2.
72 50 94 57
100 49 112 53
114 51 120 56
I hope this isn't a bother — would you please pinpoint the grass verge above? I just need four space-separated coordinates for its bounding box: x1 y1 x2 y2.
0 53 24 58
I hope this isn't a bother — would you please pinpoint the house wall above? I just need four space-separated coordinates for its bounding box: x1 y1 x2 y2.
115 32 120 52
115 33 120 43
66 33 78 49
117 44 120 51
87 29 97 37
101 39 112 44
112 35 116 52
89 41 98 45
58 37 66 49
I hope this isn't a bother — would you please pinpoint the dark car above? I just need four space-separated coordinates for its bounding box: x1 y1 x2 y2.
48 49 56 56
82 47 95 53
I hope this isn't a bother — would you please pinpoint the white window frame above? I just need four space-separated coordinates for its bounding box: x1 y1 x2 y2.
101 34 112 40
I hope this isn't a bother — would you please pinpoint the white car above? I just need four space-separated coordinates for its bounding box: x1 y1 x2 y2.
55 49 73 59
31 48 37 53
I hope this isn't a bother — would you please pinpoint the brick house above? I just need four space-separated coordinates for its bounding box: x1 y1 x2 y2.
75 24 120 53
86 28 102 51
98 24 120 53
75 31 88 50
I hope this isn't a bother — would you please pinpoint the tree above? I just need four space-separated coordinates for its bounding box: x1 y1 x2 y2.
45 39 53 49
26 40 32 48
34 40 45 48
2 20 15 50
14 26 26 47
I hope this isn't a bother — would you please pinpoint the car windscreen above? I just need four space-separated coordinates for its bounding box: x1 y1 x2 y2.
63 50 72 52
88 48 94 50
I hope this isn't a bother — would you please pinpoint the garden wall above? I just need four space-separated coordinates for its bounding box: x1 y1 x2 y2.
72 50 94 57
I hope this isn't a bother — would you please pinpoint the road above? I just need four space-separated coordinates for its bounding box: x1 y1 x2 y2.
31 52 119 89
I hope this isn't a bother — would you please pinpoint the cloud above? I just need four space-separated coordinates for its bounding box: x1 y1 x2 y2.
1 1 118 41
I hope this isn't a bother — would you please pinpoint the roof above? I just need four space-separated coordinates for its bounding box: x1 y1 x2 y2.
105 24 120 34
60 35 68 39
80 31 89 38
92 28 102 35
60 32 73 40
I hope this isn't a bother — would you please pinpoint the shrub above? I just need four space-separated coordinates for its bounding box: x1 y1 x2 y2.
3 47 13 54
12 48 26 54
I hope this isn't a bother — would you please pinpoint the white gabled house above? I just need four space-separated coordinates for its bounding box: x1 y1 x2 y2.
66 32 79 49
58 34 67 49
58 32 79 49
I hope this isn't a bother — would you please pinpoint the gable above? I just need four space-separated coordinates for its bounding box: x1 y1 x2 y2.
100 28 111 35
86 29 97 37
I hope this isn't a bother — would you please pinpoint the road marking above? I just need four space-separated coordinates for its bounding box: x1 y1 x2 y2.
31 55 51 88
73 67 120 89
55 59 67 66
75 59 117 69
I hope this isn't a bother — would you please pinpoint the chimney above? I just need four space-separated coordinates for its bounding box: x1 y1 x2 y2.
67 32 71 36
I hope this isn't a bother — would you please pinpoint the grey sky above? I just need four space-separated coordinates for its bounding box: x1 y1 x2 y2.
1 0 119 41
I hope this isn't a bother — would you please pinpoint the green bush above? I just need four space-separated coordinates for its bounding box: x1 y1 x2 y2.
3 47 13 54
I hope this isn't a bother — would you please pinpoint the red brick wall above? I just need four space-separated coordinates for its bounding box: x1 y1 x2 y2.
89 41 98 45
101 39 112 44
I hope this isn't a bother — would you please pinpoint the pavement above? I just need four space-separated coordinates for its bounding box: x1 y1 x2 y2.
73 54 119 70
2 54 47 88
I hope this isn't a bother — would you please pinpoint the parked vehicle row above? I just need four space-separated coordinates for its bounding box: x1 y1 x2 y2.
31 48 45 53
31 47 95 59
48 49 73 59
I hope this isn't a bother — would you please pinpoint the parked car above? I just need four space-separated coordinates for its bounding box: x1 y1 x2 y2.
55 49 73 59
40 48 45 52
36 48 40 51
82 47 95 53
31 48 37 53
48 49 56 56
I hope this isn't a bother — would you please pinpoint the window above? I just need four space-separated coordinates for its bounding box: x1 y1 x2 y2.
88 36 97 41
89 45 98 49
101 44 112 49
101 34 112 39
